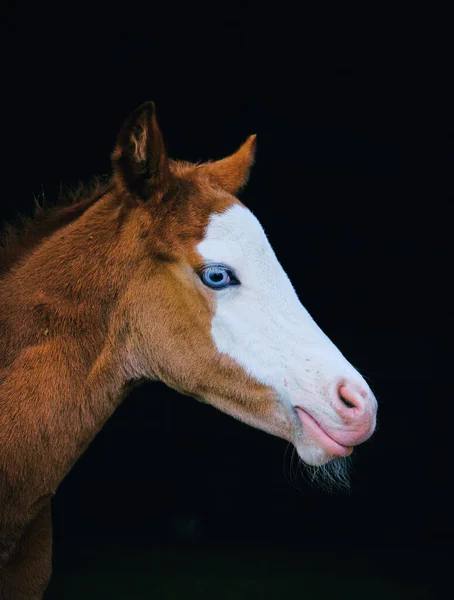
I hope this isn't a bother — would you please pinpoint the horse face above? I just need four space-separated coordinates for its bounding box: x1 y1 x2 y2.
113 102 377 472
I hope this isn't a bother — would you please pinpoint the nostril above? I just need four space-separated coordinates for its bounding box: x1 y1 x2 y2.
337 383 366 411
338 386 357 409
333 381 377 438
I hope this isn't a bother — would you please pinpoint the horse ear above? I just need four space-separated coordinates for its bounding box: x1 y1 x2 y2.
112 101 170 201
198 135 257 195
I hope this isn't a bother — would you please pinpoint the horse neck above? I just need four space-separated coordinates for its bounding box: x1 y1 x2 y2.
0 193 144 503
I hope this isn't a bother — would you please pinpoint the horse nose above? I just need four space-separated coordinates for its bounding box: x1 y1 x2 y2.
333 381 377 443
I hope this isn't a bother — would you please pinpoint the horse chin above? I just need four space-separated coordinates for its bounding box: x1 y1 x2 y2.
294 441 353 490
294 441 337 467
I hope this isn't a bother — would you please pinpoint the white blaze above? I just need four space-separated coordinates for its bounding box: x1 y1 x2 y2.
197 204 368 426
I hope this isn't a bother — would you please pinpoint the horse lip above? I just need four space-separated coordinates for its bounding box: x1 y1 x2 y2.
294 407 354 457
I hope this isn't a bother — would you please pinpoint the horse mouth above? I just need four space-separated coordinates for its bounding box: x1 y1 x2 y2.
295 407 354 457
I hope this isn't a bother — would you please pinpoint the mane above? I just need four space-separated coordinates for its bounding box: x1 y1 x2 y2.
0 176 113 278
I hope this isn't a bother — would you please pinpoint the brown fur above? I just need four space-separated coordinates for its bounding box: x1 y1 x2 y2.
0 102 293 598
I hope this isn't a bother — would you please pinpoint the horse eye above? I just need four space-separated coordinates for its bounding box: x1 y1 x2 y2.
200 265 239 290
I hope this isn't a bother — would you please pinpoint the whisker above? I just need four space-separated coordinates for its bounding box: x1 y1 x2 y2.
283 443 354 493
303 456 352 492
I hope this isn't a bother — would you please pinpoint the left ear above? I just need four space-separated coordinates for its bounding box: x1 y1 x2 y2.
112 101 170 201
198 135 257 196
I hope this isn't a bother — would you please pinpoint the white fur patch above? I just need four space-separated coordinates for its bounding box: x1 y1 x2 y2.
197 203 371 461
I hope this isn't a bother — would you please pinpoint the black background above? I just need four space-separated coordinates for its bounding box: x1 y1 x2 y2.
1 8 447 599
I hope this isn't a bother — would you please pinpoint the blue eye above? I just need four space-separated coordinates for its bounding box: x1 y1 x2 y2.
200 265 239 290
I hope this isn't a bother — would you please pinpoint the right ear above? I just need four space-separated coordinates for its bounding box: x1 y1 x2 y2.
112 101 170 201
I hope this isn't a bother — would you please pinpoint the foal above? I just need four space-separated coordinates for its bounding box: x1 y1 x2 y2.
0 102 377 598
